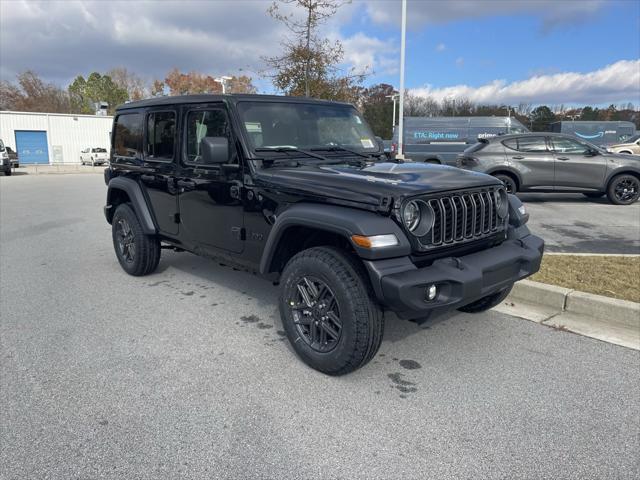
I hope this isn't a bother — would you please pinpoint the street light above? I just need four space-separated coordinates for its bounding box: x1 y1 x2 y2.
396 0 407 160
214 75 232 94
385 93 400 129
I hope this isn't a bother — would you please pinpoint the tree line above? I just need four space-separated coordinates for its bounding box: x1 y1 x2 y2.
0 0 637 139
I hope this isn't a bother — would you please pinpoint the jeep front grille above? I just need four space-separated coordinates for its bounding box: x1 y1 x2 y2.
417 187 506 249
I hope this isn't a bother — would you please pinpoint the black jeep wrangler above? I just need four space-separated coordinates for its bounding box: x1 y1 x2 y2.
104 94 543 375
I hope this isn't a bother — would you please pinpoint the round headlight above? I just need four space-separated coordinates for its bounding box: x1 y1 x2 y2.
403 200 435 237
495 188 508 218
403 201 420 231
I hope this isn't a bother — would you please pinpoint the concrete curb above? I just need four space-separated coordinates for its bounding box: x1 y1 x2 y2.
496 280 640 350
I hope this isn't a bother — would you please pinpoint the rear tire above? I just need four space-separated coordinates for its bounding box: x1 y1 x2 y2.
111 203 161 276
494 174 517 194
279 246 384 375
606 174 640 205
458 285 513 313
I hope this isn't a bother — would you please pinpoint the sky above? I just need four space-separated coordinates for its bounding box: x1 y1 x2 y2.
1 0 639 107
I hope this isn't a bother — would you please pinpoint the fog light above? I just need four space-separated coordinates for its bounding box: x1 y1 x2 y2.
426 284 437 301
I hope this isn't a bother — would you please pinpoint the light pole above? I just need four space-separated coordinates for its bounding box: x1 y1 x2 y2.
214 75 232 94
396 0 407 160
385 93 400 129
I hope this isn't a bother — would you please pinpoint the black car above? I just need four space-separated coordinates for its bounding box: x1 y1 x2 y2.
458 133 640 205
103 94 543 375
5 146 19 168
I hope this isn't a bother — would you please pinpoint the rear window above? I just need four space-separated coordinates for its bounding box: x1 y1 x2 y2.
113 113 143 159
503 136 548 153
92 148 107 153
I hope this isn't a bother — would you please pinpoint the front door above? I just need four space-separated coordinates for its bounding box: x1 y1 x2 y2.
177 105 244 254
502 136 555 188
550 136 607 189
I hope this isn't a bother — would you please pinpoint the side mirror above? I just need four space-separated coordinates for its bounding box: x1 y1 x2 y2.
200 137 229 164
585 148 599 157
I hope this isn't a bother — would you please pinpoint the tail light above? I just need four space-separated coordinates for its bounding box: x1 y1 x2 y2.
391 143 397 153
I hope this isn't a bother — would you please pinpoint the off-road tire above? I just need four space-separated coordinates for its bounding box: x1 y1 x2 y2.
112 203 161 276
458 284 513 313
606 174 640 205
4 168 11 176
279 246 384 375
494 174 517 194
583 192 605 199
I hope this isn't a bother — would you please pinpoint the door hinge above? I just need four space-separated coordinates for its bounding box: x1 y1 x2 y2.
173 213 181 223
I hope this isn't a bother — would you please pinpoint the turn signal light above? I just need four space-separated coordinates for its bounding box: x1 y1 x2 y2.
351 234 399 249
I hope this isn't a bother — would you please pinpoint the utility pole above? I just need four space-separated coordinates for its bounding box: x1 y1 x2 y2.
396 0 407 160
215 76 232 94
386 93 399 129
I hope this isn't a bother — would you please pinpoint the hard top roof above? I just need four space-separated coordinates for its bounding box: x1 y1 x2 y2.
116 94 353 111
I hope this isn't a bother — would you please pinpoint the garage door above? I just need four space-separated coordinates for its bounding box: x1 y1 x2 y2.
15 130 49 164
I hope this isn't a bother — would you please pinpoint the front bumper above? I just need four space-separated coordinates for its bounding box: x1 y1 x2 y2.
363 234 544 320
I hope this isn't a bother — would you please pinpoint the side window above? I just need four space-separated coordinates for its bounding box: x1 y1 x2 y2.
184 109 235 165
146 111 176 161
516 136 548 153
113 113 143 158
502 139 518 151
551 137 589 154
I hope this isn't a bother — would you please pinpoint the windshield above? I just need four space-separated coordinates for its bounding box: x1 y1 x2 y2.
621 134 640 144
237 101 379 154
0 139 4 151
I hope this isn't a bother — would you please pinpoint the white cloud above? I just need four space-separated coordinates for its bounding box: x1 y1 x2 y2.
339 32 398 75
365 0 605 30
410 60 640 105
435 43 446 52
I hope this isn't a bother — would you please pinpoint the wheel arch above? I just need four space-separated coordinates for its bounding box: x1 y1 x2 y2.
486 168 522 189
605 168 640 187
259 203 411 276
105 176 157 234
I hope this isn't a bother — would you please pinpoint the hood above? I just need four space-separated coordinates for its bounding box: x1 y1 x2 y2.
255 161 501 208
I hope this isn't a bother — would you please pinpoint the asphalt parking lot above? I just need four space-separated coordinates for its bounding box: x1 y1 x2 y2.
521 193 640 254
1 174 639 479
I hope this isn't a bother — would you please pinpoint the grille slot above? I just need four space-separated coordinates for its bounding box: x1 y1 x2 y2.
417 187 506 249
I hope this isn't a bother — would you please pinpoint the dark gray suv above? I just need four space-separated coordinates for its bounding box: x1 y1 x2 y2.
458 133 640 205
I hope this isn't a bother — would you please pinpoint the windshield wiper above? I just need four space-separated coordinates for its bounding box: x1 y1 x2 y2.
310 146 380 160
255 147 330 161
254 146 366 167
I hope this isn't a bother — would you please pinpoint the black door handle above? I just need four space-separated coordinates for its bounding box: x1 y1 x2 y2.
512 155 524 160
176 179 196 191
557 156 570 161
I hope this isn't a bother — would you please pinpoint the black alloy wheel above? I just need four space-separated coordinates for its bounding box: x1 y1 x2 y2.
494 174 517 194
607 174 640 205
289 276 342 353
115 217 136 264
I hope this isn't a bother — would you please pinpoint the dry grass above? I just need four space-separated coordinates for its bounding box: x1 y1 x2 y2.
531 255 640 303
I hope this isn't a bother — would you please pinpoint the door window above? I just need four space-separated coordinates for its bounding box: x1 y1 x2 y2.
184 109 234 165
113 113 143 158
146 111 176 161
551 137 589 154
503 136 548 152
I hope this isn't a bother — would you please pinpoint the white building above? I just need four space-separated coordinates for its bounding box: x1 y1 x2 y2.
0 111 113 164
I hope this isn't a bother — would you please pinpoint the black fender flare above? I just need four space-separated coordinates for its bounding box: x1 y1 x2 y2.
105 176 157 235
259 203 411 274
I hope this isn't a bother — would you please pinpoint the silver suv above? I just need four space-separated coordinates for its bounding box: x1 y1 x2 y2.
458 133 640 205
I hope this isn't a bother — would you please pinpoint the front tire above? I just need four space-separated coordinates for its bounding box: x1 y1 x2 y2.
607 174 640 205
458 285 513 313
279 246 384 375
494 174 517 194
111 203 161 276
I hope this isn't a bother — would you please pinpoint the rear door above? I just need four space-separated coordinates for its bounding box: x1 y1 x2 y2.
502 136 555 188
176 104 244 254
550 136 607 189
